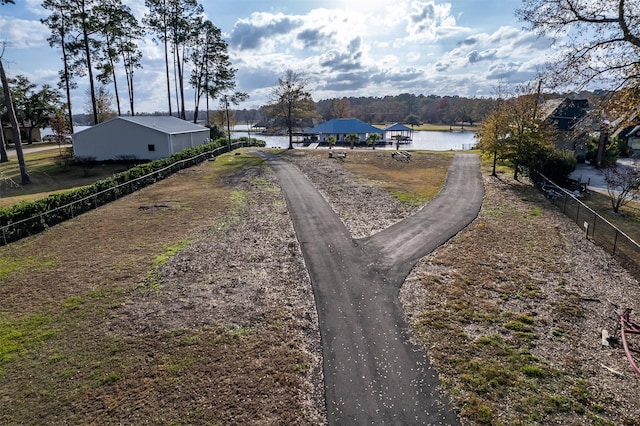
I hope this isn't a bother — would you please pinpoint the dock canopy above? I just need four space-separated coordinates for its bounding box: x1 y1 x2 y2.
384 122 413 142
305 118 384 143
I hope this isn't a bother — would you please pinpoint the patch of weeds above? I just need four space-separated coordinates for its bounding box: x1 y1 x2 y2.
167 356 194 377
570 379 591 406
463 395 494 425
461 358 516 395
517 282 543 299
181 335 200 347
587 412 616 426
211 326 252 347
529 206 544 217
153 238 190 267
230 190 247 205
96 372 120 386
391 191 424 207
482 207 504 217
61 295 85 312
551 327 564 339
49 353 65 363
60 368 75 379
292 362 311 374
540 392 573 414
504 320 534 333
143 239 191 293
521 364 546 377
553 290 585 321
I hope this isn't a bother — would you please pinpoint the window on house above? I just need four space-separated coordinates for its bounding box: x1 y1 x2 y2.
148 144 155 151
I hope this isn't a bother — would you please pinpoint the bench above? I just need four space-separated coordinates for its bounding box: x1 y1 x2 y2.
329 151 347 160
392 151 412 162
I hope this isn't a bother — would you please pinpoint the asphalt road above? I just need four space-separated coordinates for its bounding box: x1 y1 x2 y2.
265 153 484 425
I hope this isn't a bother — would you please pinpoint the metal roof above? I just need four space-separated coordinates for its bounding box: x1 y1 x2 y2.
306 118 383 134
117 116 208 134
384 122 413 131
76 116 208 135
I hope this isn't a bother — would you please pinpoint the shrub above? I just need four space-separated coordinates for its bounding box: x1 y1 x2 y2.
535 149 577 182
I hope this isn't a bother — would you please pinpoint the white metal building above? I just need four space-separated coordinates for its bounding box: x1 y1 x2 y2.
72 116 211 161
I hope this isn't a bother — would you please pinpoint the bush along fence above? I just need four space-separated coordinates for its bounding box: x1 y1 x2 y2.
532 170 640 280
0 137 265 246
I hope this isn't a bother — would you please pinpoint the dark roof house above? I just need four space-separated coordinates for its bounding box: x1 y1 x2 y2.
539 98 590 161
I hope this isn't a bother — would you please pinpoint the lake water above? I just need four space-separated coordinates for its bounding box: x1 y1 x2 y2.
42 125 476 151
234 127 477 151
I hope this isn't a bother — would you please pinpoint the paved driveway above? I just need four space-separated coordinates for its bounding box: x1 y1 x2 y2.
265 153 484 425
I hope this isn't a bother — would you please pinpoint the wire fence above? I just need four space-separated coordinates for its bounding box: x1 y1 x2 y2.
532 171 640 280
1 140 260 246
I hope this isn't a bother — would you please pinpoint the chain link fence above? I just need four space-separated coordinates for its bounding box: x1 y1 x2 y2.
532 171 640 280
1 140 260 246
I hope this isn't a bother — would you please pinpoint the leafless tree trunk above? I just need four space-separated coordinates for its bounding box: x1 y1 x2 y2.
0 117 8 163
0 56 30 183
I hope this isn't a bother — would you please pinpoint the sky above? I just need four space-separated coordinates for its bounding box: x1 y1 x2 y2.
0 0 556 114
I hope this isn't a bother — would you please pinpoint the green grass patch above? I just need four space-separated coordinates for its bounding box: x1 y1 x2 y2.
391 190 429 206
211 326 252 347
0 147 124 206
0 256 56 280
217 151 265 173
153 238 191 267
0 314 57 375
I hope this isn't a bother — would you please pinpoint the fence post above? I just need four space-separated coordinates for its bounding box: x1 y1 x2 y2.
2 226 6 246
575 203 580 222
613 230 619 256
592 212 597 240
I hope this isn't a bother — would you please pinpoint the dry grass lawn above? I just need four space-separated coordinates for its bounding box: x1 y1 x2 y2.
2 148 639 425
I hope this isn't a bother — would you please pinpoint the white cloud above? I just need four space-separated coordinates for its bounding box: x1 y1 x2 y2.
0 17 49 49
0 0 559 112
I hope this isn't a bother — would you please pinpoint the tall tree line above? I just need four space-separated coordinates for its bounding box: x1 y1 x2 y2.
39 0 238 127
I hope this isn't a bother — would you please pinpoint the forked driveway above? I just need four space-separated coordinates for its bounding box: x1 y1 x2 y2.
265 153 484 425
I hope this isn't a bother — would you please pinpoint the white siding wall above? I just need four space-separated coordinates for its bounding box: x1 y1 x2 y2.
73 119 209 161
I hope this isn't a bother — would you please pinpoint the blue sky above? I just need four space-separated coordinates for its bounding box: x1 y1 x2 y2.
0 0 555 113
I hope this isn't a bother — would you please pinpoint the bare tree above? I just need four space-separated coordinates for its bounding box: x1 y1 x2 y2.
267 69 316 149
518 0 640 91
603 165 640 213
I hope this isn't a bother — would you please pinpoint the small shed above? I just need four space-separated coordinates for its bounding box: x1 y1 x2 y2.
305 118 384 144
72 116 211 161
